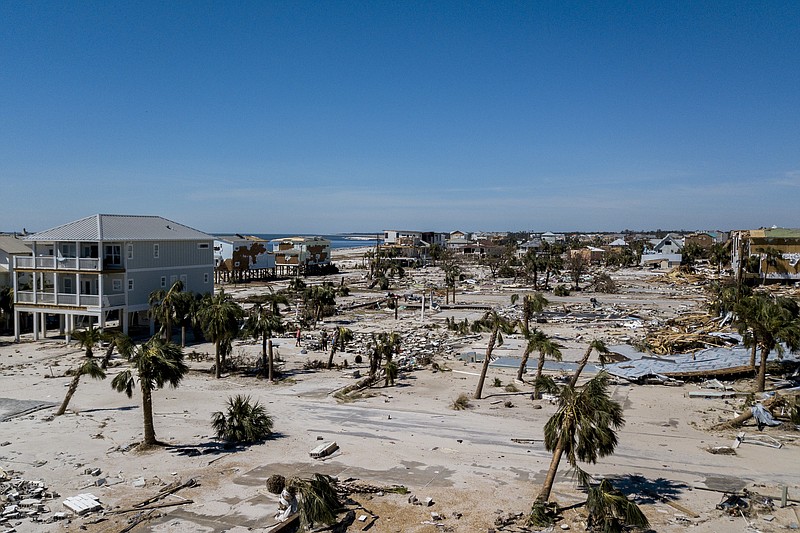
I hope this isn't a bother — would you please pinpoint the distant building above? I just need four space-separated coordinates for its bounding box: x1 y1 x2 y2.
646 233 684 255
731 227 800 283
270 236 331 276
570 246 605 264
12 214 214 341
214 235 275 282
0 234 32 291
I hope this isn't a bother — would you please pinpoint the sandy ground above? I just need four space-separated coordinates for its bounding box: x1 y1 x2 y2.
1 248 798 532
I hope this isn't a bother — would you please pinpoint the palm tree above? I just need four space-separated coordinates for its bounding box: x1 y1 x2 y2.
199 289 244 379
471 310 516 399
0 287 13 331
173 291 197 348
709 242 729 277
212 394 274 444
326 326 354 369
569 339 610 388
148 280 184 341
511 292 549 330
289 474 342 529
530 330 563 398
101 331 134 369
516 325 543 382
586 478 650 532
111 336 188 447
71 323 105 357
759 246 783 285
734 294 800 392
533 372 624 509
245 298 288 381
55 348 106 416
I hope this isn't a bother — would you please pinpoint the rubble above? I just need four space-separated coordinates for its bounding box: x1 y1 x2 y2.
0 472 59 525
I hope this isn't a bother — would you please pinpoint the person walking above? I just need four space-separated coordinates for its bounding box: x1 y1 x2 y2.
295 326 302 347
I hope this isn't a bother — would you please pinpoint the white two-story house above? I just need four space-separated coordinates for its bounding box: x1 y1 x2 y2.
13 214 214 341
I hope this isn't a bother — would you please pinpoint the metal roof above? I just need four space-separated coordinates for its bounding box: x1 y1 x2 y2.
25 215 212 242
605 345 800 381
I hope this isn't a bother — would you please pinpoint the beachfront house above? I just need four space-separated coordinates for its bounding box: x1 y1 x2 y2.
270 236 331 276
214 235 275 282
12 214 214 341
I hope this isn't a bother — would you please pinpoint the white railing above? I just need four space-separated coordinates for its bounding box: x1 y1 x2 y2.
14 256 103 271
16 291 34 303
80 295 100 307
15 291 109 308
58 293 77 305
79 258 100 270
104 293 126 307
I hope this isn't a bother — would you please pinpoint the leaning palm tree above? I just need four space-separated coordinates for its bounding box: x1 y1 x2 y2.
100 331 134 369
734 294 800 392
111 336 188 447
199 289 244 378
568 339 610 388
326 326 354 369
532 372 625 517
530 330 563 398
244 301 287 381
55 353 106 416
471 310 516 399
516 325 544 382
511 292 549 330
148 280 184 341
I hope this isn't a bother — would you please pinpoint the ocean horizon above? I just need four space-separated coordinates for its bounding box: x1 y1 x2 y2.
213 233 381 249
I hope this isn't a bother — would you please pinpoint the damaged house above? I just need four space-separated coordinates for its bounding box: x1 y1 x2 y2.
731 227 800 283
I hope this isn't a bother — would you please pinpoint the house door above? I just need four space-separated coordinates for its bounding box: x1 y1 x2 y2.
82 280 93 294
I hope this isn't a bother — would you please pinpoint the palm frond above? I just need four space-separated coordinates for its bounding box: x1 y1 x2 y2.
290 474 341 528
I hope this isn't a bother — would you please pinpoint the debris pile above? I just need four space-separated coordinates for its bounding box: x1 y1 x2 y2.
715 489 774 518
645 314 737 355
0 469 63 526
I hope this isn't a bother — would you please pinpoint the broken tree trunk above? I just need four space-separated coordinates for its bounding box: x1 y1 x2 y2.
712 396 778 430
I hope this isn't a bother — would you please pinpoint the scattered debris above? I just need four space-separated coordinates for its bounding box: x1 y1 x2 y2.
310 441 339 459
62 493 102 515
734 432 783 449
707 446 737 455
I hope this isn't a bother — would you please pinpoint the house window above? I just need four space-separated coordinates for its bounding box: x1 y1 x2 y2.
180 274 187 289
161 276 166 288
127 244 133 260
104 245 122 267
128 279 134 291
198 242 210 249
153 244 160 259
204 273 209 283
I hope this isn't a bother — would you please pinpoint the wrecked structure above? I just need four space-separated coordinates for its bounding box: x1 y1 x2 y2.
731 227 800 283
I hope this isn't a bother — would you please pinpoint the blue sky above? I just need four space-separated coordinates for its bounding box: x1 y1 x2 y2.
2 1 799 234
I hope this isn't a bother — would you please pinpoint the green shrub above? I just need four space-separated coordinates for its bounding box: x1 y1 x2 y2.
554 285 570 297
212 394 274 444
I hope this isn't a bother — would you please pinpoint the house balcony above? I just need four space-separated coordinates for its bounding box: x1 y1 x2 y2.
15 292 126 309
14 256 123 272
